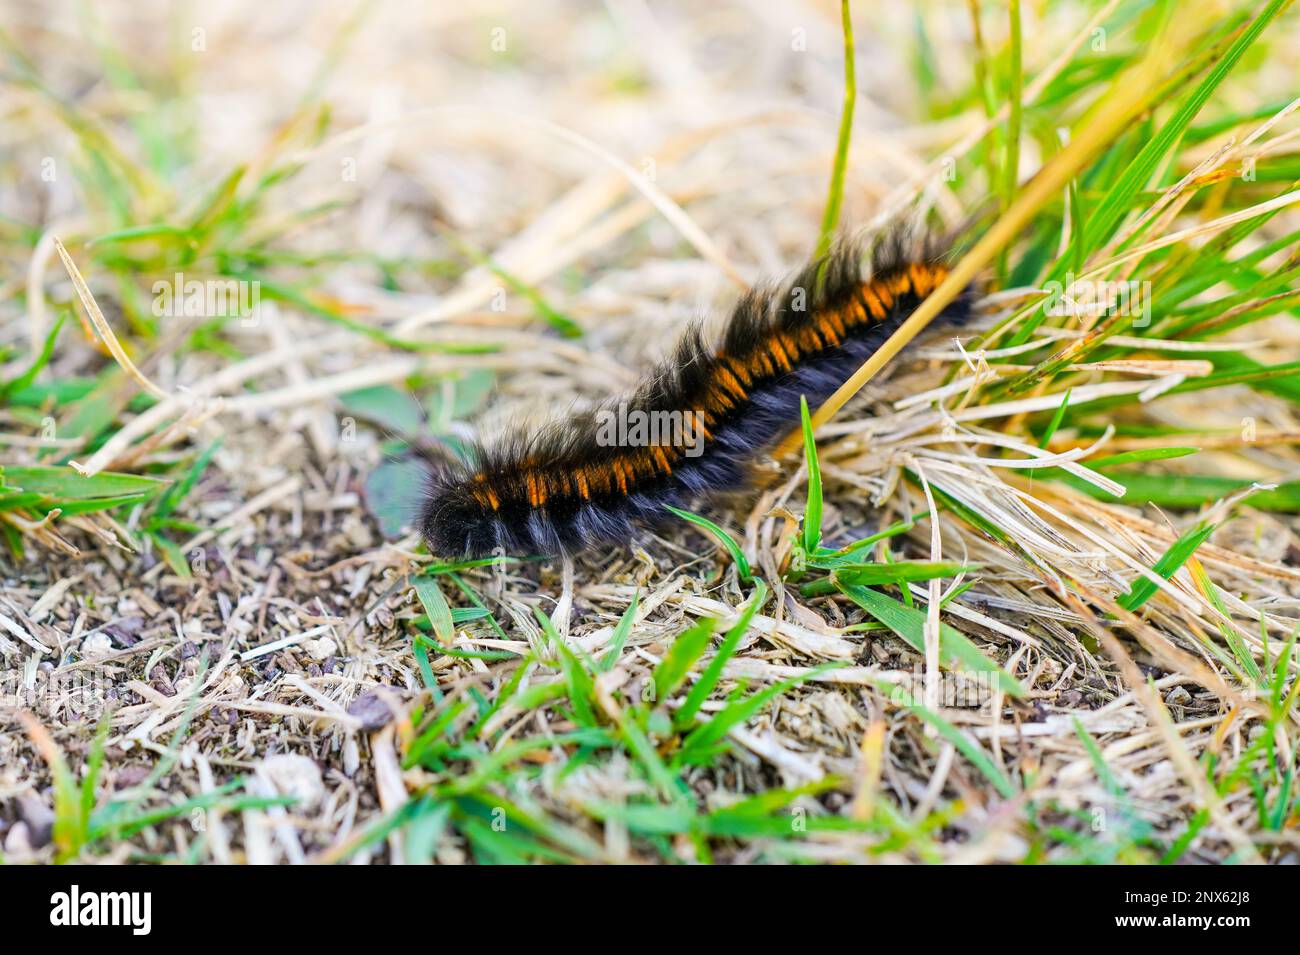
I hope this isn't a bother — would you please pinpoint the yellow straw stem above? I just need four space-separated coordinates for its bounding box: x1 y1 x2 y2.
772 7 1199 459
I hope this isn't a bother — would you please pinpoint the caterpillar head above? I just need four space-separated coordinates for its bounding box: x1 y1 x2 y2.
418 472 502 559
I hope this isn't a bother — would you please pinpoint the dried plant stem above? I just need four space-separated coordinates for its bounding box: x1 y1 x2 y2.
774 7 1204 458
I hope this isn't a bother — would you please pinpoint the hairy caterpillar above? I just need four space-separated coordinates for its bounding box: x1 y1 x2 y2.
420 237 974 559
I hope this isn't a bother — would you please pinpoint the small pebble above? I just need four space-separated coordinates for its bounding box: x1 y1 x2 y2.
3 822 32 856
81 632 114 657
304 637 337 661
114 765 151 791
347 691 395 732
259 754 325 811
17 792 54 848
150 665 176 697
106 616 145 648
342 737 360 777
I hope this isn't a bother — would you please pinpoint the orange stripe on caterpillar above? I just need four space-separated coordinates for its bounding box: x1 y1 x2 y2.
716 366 748 401
871 279 895 310
824 307 848 338
798 322 827 352
860 284 886 320
526 471 545 507
767 335 793 371
651 445 672 474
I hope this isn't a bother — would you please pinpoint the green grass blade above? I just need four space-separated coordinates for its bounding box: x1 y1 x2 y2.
1086 447 1199 468
412 574 454 642
664 504 752 583
598 592 639 672
533 607 597 728
653 617 717 703
676 580 767 729
814 0 856 260
1037 387 1071 449
1117 520 1217 612
839 582 1025 697
874 679 1016 798
801 561 976 596
676 668 833 767
799 395 824 554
